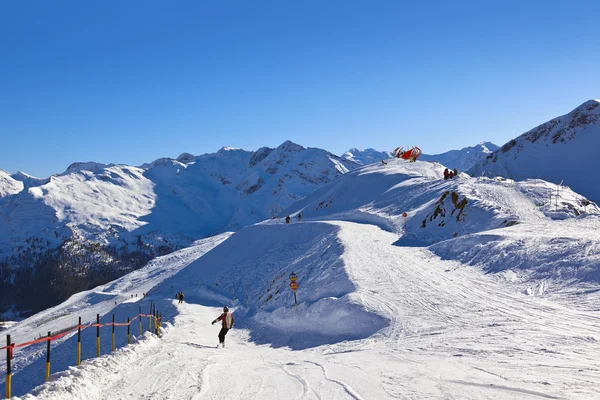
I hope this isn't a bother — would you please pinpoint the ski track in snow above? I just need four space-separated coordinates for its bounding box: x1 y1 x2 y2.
8 216 600 399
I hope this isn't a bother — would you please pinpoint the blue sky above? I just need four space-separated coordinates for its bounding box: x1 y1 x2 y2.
1 0 599 177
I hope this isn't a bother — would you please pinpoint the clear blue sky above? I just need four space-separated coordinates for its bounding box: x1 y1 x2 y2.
1 0 599 177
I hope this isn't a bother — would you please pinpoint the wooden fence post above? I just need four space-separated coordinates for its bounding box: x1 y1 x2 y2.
77 317 81 366
148 302 152 332
6 335 11 399
96 314 100 357
139 306 142 336
111 314 115 352
45 332 51 381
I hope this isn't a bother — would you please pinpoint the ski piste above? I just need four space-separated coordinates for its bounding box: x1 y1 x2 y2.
2 159 600 399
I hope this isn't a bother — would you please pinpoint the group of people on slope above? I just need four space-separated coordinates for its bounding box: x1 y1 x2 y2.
175 291 185 304
285 213 302 224
444 168 459 180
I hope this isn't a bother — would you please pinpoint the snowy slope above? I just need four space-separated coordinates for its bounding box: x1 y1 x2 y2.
419 141 499 171
3 157 600 399
468 100 600 201
0 169 23 198
284 159 599 245
0 141 357 318
341 148 393 165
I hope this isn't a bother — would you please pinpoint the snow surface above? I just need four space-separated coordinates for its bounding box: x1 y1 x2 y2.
468 100 600 201
0 170 23 198
3 159 600 399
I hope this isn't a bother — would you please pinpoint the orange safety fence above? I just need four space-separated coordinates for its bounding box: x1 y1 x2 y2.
1 313 160 356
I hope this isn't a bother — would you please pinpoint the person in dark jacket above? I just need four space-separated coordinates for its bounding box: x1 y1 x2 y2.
212 306 234 347
443 168 449 180
179 292 184 304
285 215 291 224
453 168 459 178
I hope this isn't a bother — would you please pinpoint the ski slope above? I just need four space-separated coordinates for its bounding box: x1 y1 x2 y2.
15 220 600 400
4 160 600 399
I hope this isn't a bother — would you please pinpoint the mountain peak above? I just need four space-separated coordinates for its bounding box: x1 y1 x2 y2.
176 153 196 163
217 146 243 154
66 161 110 173
468 99 600 201
277 140 304 152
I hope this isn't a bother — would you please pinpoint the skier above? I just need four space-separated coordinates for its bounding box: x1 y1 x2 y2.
212 306 234 347
453 168 459 178
179 292 185 304
443 168 449 180
297 213 302 222
285 215 291 224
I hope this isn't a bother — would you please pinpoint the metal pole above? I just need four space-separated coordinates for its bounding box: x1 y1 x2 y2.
148 302 152 332
45 331 51 381
77 317 81 366
127 317 131 345
139 306 143 336
6 335 12 399
294 291 297 307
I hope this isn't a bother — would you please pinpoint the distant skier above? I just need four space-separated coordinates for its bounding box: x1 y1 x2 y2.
212 306 234 347
285 215 291 224
381 159 387 165
443 168 449 180
453 168 459 178
179 292 185 304
297 213 302 222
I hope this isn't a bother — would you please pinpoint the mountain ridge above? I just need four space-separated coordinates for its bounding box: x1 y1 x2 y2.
468 100 600 200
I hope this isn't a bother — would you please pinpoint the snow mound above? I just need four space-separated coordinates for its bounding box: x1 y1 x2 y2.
430 215 600 286
284 159 599 245
156 222 387 348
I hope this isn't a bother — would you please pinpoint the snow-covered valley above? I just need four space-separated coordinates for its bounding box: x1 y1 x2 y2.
2 159 599 399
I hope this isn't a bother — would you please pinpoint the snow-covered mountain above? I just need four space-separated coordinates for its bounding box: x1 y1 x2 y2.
0 169 24 198
419 141 499 171
3 158 600 399
468 100 600 201
342 142 499 171
341 148 393 165
0 141 357 317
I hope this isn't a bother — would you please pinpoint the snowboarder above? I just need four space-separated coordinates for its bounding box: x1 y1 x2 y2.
285 215 291 224
212 306 234 347
443 168 449 180
297 213 302 222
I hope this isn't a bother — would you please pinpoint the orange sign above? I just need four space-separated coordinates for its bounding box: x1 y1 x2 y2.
289 282 298 291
